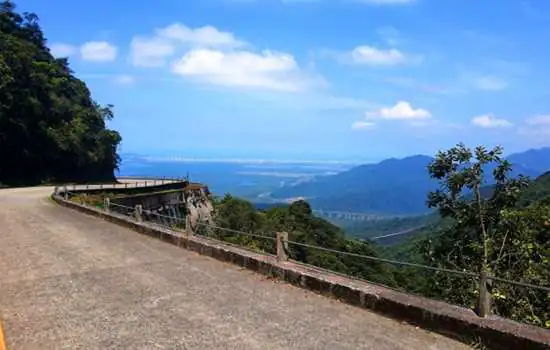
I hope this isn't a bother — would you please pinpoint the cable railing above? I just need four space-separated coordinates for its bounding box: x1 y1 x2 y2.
58 190 550 326
103 199 550 291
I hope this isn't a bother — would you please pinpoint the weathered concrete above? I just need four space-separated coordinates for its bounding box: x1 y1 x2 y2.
52 190 550 350
0 186 470 350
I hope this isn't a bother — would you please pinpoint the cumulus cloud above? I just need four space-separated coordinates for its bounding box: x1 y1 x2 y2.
323 45 420 66
471 114 513 128
367 101 432 120
130 22 245 68
130 37 175 67
350 45 408 65
171 49 321 91
131 23 322 92
351 101 431 130
80 41 117 62
157 23 246 48
50 43 77 58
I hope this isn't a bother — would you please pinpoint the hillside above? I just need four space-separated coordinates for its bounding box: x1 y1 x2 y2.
270 149 550 215
0 1 121 186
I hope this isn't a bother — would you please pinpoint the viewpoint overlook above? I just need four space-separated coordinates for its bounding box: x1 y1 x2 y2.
1 1 550 349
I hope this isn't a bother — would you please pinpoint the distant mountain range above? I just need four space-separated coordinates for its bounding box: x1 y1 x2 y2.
269 147 550 216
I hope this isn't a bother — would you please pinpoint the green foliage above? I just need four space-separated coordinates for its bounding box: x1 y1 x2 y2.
419 143 548 327
344 212 439 242
212 197 396 286
0 1 121 185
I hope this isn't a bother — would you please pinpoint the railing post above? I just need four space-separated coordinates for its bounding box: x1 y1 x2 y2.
104 197 110 213
125 183 128 189
63 186 68 200
134 205 143 222
477 268 491 317
54 185 59 194
185 216 194 236
276 232 288 262
100 183 103 190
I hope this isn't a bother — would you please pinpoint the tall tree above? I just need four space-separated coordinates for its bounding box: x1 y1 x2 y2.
423 143 549 327
0 1 121 185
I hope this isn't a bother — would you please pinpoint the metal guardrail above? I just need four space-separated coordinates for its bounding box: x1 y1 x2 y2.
58 187 550 323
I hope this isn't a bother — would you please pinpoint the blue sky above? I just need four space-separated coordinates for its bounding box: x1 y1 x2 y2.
16 0 550 161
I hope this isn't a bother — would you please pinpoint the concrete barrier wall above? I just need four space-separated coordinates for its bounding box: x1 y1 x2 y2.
52 194 550 350
59 181 188 197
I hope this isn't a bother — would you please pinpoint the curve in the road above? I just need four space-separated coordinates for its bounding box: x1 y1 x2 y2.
0 185 470 350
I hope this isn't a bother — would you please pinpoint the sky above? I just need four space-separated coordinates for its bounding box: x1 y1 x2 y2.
14 0 550 162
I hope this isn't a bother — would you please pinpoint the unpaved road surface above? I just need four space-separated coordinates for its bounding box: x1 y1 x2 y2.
0 186 471 350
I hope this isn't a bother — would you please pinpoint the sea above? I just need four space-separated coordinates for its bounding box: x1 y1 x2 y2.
117 154 356 202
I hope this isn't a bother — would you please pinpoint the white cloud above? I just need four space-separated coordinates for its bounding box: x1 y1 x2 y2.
157 23 245 48
80 41 117 62
471 114 513 128
50 43 77 58
367 101 432 120
130 37 175 67
131 23 323 92
350 45 409 66
474 76 508 91
130 22 245 68
351 121 376 130
171 49 320 91
526 114 550 125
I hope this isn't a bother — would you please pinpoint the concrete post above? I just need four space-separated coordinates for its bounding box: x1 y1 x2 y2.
134 205 143 222
63 186 68 200
161 177 165 185
54 185 59 194
276 232 289 262
185 215 194 236
125 183 128 189
477 268 491 317
104 198 110 213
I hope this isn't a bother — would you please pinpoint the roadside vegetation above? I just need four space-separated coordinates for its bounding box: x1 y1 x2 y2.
0 1 121 186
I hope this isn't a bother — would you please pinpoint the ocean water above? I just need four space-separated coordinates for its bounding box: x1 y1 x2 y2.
117 154 354 200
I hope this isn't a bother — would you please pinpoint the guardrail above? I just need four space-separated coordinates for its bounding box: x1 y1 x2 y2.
54 177 186 196
52 186 550 349
66 194 550 323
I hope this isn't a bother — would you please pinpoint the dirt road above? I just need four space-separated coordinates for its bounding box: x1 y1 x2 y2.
0 186 470 349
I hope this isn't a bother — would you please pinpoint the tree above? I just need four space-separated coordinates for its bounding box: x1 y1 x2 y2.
423 143 549 327
0 1 121 185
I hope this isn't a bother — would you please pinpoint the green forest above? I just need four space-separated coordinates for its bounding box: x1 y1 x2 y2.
0 1 121 186
208 146 550 329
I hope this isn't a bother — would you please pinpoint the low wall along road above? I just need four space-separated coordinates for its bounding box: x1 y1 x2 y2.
0 181 548 349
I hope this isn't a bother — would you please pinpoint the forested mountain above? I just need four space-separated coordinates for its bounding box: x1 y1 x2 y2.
0 1 121 186
270 148 550 215
219 144 550 329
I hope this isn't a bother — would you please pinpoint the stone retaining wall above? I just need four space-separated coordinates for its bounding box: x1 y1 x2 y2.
52 194 550 350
